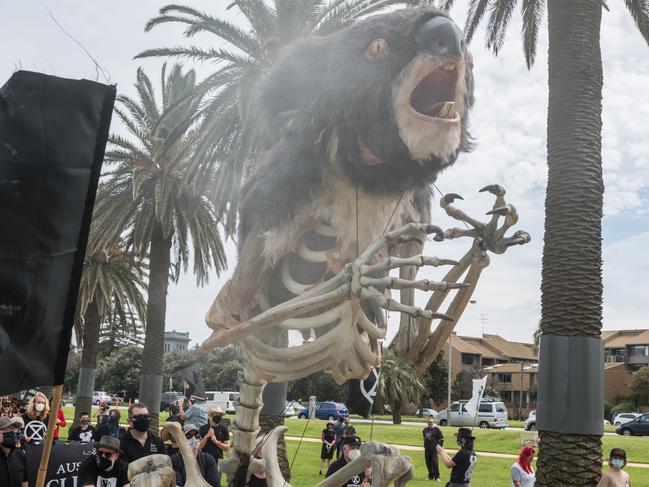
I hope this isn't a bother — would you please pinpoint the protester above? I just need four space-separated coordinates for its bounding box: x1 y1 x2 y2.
178 393 208 428
598 448 631 487
325 435 371 487
511 445 535 487
78 436 130 487
199 406 230 487
94 409 125 440
249 438 267 487
0 416 28 487
51 397 67 441
21 392 50 444
320 421 337 475
119 403 166 462
423 417 444 481
333 417 346 457
342 417 356 440
437 427 477 487
69 411 96 443
10 417 25 452
171 424 218 487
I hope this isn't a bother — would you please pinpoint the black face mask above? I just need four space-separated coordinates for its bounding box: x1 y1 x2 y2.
96 455 114 471
1 431 17 448
132 415 150 432
80 419 89 426
109 414 119 425
211 416 221 425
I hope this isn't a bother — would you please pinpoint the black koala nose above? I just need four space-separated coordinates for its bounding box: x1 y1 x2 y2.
415 16 465 59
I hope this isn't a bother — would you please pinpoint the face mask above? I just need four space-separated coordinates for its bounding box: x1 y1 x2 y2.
109 415 119 424
35 403 45 412
189 437 200 451
80 419 89 425
611 459 624 469
132 415 150 432
96 455 114 471
1 431 17 448
347 448 361 461
211 416 221 424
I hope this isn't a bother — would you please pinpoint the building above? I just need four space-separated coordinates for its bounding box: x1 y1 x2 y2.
601 329 649 402
164 330 190 353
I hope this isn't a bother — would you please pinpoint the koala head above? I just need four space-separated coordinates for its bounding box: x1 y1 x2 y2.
256 8 475 194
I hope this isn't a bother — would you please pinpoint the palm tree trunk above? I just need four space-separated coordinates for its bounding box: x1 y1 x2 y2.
536 1 604 485
74 299 101 427
139 221 173 432
392 400 402 425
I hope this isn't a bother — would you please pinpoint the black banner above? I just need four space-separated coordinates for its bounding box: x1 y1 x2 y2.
0 71 116 393
347 366 380 418
26 442 95 487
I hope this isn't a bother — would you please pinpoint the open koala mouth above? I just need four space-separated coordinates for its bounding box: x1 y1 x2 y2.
409 62 459 120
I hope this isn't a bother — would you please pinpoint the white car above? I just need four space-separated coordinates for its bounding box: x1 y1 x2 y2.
417 408 438 418
92 391 112 405
283 401 303 417
524 410 537 430
613 413 641 427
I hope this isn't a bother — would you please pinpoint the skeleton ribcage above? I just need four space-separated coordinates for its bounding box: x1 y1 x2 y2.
240 222 385 384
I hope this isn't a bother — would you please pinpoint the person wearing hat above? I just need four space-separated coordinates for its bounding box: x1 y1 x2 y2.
170 423 218 487
325 435 371 487
199 406 230 486
78 436 129 487
437 427 477 486
597 448 631 487
320 421 337 475
178 389 208 428
0 416 27 487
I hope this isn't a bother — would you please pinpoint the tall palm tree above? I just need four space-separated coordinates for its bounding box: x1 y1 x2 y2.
377 350 424 424
91 64 228 429
443 0 649 484
73 242 148 425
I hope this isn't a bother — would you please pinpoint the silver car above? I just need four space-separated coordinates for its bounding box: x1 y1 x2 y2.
438 400 508 429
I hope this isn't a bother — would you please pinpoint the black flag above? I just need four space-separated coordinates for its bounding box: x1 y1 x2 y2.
347 367 380 418
0 71 115 394
173 360 206 400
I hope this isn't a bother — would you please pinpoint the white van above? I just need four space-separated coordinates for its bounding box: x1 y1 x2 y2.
437 400 508 429
205 391 239 414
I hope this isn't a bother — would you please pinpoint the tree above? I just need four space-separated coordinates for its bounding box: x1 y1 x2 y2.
451 371 472 401
91 64 227 430
287 372 349 404
96 344 144 401
72 242 147 425
631 366 649 406
421 353 449 406
445 0 649 484
377 351 424 424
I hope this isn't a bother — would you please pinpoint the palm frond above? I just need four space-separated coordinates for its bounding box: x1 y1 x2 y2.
622 0 649 46
485 0 518 55
135 46 255 66
464 0 490 44
521 0 545 68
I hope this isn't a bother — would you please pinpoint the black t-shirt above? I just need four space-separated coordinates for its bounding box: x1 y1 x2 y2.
325 457 365 487
118 430 166 463
249 474 268 487
450 448 477 484
69 425 96 443
199 422 229 460
78 456 129 487
0 447 27 487
94 424 125 441
170 451 218 487
422 426 443 450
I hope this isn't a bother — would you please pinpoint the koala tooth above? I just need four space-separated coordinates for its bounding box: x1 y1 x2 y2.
438 102 454 118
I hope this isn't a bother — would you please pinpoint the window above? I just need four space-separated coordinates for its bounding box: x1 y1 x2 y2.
497 373 512 383
495 404 507 413
462 354 475 365
482 358 495 366
629 345 648 357
478 404 492 413
450 403 460 412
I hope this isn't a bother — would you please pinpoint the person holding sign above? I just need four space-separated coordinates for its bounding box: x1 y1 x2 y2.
0 416 27 487
78 436 130 487
437 428 477 487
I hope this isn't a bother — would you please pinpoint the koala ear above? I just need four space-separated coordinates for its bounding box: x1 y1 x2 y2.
256 37 329 135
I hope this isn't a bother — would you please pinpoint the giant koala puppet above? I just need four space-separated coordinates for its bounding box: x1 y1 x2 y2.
204 8 474 380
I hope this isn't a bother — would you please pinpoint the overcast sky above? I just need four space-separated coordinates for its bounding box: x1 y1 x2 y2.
3 1 648 348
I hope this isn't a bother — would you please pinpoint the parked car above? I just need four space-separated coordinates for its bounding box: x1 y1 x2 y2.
283 401 303 417
205 391 239 414
525 410 537 431
437 400 508 429
616 413 649 436
297 402 349 420
613 412 641 427
416 408 438 418
92 391 112 406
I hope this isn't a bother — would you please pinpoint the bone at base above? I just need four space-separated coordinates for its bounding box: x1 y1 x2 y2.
128 454 176 487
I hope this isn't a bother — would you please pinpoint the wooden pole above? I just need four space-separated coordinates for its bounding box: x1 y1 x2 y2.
35 384 63 487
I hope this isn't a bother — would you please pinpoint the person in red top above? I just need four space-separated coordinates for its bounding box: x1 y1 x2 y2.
51 399 66 442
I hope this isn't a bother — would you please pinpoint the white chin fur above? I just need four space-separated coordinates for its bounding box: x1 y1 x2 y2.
392 54 466 163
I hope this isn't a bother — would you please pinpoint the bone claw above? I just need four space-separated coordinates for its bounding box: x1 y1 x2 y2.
443 193 464 204
479 184 506 196
486 205 512 216
424 224 445 242
506 230 531 246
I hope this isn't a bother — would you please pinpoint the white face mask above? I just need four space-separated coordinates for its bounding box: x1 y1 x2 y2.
189 437 200 451
347 448 361 461
35 403 45 412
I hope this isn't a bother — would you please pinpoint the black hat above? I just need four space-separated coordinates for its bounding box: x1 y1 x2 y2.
455 427 476 440
95 435 123 454
340 435 362 448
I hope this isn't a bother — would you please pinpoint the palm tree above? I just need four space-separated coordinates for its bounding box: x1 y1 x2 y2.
73 242 147 425
91 64 228 429
443 0 649 484
377 350 424 424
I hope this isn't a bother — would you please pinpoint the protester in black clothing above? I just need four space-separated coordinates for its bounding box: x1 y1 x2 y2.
333 417 345 457
95 409 126 441
423 418 444 481
248 439 267 487
199 406 230 486
78 436 129 487
320 421 337 475
171 423 218 487
119 403 166 463
0 416 27 487
69 411 96 443
325 435 370 487
437 427 477 486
